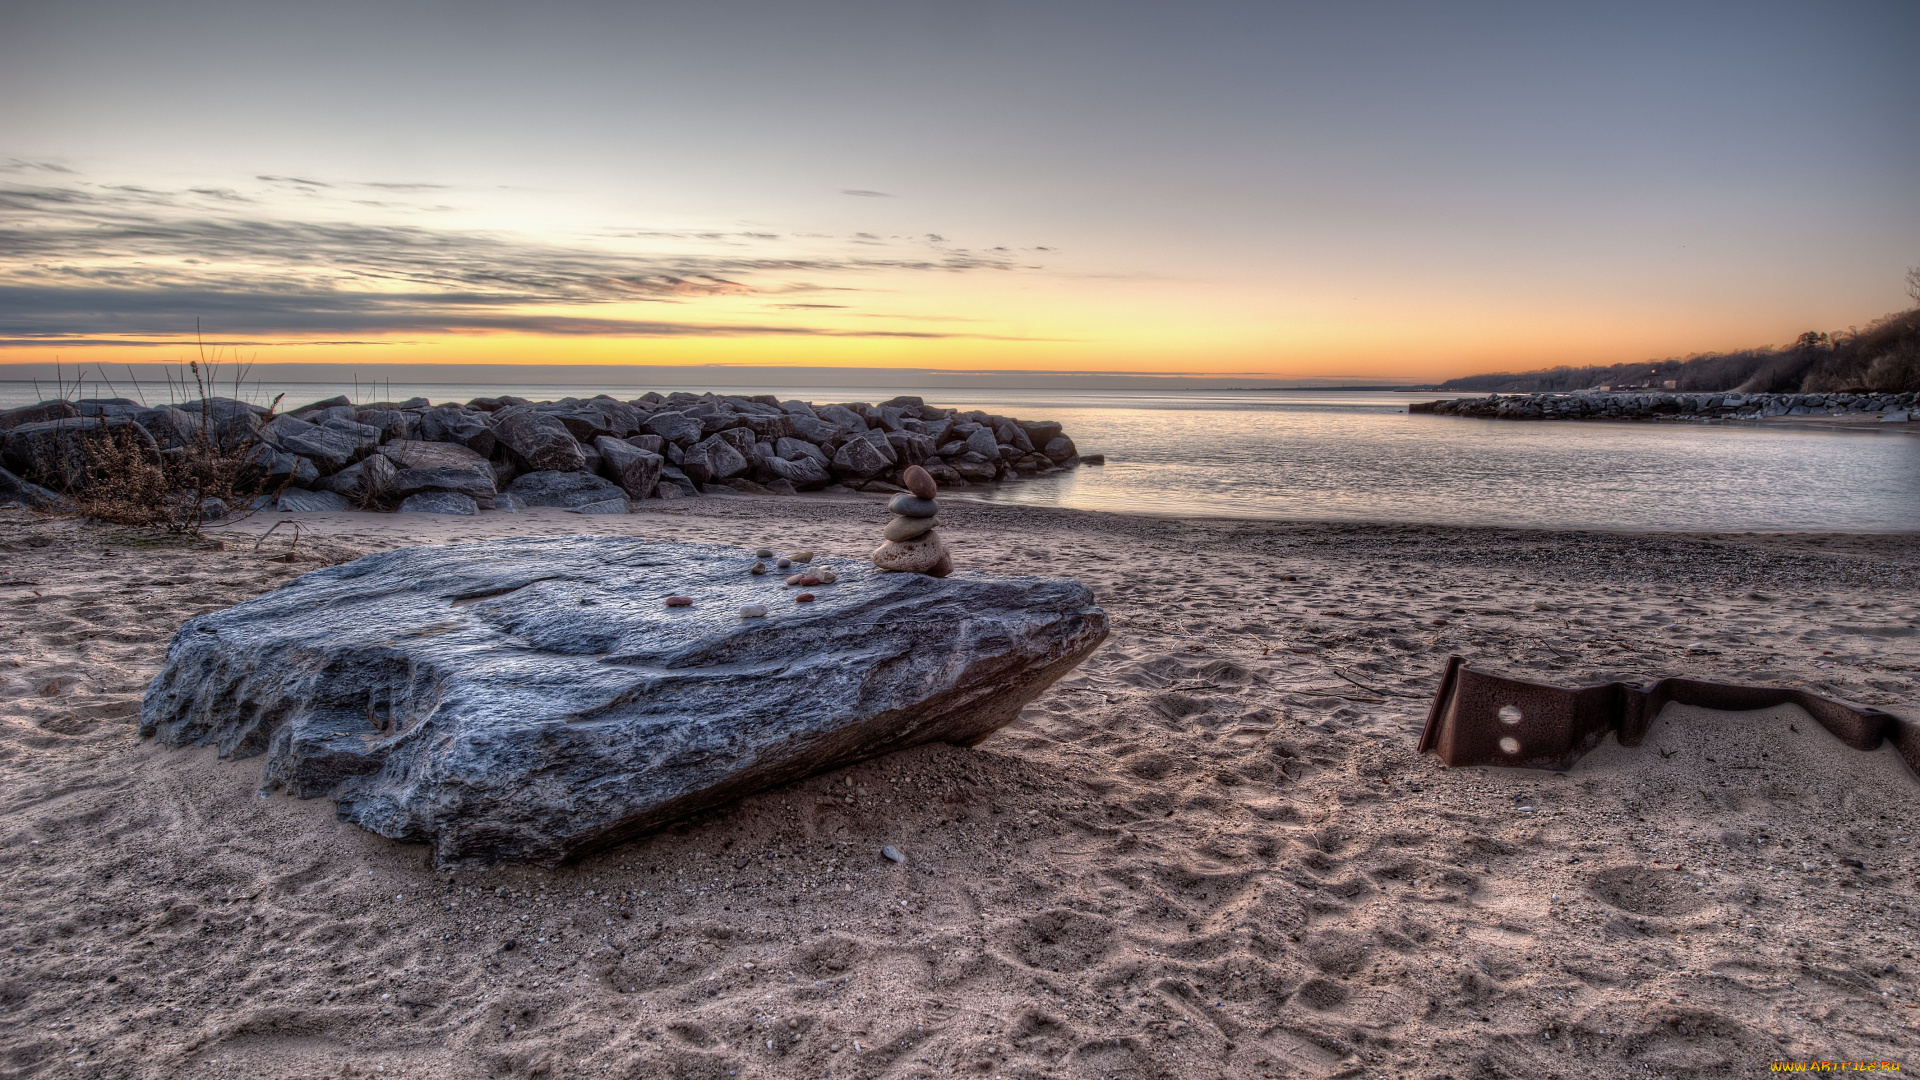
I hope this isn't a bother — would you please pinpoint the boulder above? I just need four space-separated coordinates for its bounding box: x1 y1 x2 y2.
776 436 830 467
691 434 750 480
815 404 869 435
626 433 667 456
1043 435 1077 463
831 435 892 479
398 491 479 515
788 413 841 444
965 426 999 459
415 406 498 459
276 489 351 512
258 414 362 473
76 397 148 419
320 453 400 502
642 410 704 446
139 537 1109 865
763 453 831 490
0 464 69 509
595 436 664 500
135 406 204 450
571 497 630 515
491 406 587 473
354 408 417 443
0 400 80 432
377 441 498 501
506 470 628 508
738 412 794 442
2 416 159 490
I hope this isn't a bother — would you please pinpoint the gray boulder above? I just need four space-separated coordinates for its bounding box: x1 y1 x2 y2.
415 406 497 458
2 416 159 490
831 434 892 479
776 436 830 466
814 404 869 435
491 407 587 473
0 464 70 509
506 470 628 508
0 400 80 432
642 410 703 446
594 436 664 500
276 489 351 512
377 440 497 501
764 453 831 490
139 537 1109 865
1043 435 1078 463
320 453 400 501
571 497 630 515
692 434 750 480
398 490 479 515
788 413 840 444
965 426 999 459
135 406 204 450
354 408 417 443
258 414 361 473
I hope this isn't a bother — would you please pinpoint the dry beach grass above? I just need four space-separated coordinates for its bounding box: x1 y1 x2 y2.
1 495 1917 1078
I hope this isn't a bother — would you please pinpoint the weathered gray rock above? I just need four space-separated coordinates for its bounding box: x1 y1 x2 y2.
0 465 69 509
492 406 587 473
831 434 892 479
140 537 1107 864
691 434 750 481
0 400 80 432
415 406 498 458
398 490 479 515
594 436 665 500
320 453 399 501
1 416 159 490
378 440 498 501
571 497 630 515
506 470 628 508
276 489 351 512
259 414 361 473
763 454 831 490
642 410 703 446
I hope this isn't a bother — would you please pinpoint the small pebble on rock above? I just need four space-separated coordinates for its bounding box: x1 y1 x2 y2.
882 845 906 863
786 573 806 585
795 592 816 602
755 548 775 558
817 569 837 584
777 558 792 569
902 465 937 500
797 575 821 587
749 561 767 575
791 550 814 563
665 595 693 607
740 605 768 619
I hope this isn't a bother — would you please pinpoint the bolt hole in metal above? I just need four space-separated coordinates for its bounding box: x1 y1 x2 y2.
1498 736 1521 755
1497 704 1523 725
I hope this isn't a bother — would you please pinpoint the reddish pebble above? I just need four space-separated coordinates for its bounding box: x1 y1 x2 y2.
902 464 938 500
795 592 816 602
665 595 693 607
797 575 821 587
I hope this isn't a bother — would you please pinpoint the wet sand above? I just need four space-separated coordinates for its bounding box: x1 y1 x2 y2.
1 495 1916 1078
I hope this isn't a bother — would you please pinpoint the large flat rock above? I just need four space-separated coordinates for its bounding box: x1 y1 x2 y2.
140 537 1108 865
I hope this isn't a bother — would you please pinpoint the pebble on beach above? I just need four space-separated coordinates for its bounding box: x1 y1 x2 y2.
665 595 693 607
791 550 814 563
777 558 792 569
882 845 906 864
740 604 768 618
883 515 938 542
749 561 767 575
795 592 816 602
754 548 775 558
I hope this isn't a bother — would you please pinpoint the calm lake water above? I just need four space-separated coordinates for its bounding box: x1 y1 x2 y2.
4 382 1915 532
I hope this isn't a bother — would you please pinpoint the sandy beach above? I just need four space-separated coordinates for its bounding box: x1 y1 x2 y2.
2 494 1916 1078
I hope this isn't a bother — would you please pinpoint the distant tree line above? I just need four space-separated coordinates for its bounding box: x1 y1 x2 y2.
1441 277 1920 394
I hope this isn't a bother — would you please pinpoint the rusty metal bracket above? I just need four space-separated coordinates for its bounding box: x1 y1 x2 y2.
1418 655 1919 779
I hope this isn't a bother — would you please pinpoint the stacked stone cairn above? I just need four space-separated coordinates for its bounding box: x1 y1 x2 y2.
871 465 951 577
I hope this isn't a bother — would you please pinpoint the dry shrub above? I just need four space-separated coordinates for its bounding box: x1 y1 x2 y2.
70 410 282 534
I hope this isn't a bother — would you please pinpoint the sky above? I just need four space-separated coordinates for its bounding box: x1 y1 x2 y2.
1 0 1916 383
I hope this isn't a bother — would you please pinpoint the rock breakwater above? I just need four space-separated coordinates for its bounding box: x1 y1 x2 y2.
1412 390 1917 423
0 392 1088 515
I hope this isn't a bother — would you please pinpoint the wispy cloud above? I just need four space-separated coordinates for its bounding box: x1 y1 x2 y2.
841 189 894 198
0 172 1054 345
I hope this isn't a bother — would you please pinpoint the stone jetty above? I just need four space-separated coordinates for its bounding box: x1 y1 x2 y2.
0 392 1088 514
1412 389 1918 423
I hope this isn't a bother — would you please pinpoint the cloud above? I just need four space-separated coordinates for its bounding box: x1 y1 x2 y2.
0 174 1045 345
840 189 894 197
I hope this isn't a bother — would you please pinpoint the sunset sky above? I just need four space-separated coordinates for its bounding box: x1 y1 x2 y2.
2 1 1915 382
